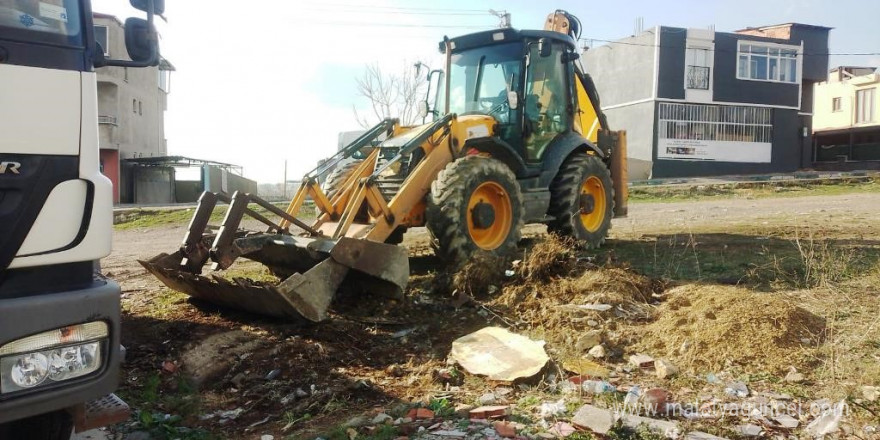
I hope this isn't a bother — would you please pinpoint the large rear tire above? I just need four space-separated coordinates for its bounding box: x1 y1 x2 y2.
547 153 614 248
427 156 524 265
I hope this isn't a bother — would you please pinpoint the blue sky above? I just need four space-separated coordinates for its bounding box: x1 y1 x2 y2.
92 0 880 183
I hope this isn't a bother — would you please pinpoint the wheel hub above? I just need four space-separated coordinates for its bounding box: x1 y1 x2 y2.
579 193 596 215
470 201 496 229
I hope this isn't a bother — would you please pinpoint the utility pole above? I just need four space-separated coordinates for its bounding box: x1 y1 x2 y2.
283 159 287 200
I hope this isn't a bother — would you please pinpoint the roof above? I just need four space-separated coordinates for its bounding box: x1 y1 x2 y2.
735 23 833 32
124 156 242 171
441 28 577 53
92 12 123 27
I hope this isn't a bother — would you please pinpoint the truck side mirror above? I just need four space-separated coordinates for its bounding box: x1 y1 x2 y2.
123 18 156 63
562 52 580 63
417 101 429 119
130 0 165 15
93 43 107 67
538 38 552 58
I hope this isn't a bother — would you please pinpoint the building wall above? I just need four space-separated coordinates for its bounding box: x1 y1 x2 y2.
583 30 656 106
603 102 655 180
656 27 687 100
712 32 801 108
94 16 169 159
653 107 801 177
99 149 120 203
814 73 880 131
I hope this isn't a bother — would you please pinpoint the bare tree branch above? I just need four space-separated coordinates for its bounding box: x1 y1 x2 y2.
354 61 427 128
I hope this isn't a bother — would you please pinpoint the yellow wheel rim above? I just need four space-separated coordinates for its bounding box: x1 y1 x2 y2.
467 182 513 250
579 176 607 232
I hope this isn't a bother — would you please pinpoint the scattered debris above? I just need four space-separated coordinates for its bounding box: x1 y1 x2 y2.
265 369 281 381
575 330 604 352
655 359 678 379
479 392 497 405
571 404 615 435
629 354 655 369
784 368 805 383
735 423 762 437
449 327 549 381
805 400 846 437
773 413 799 429
862 385 879 402
493 421 517 437
469 405 509 419
724 381 749 398
539 399 566 419
588 344 607 359
562 358 610 377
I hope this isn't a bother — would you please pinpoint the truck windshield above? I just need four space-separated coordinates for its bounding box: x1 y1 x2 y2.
0 0 81 38
444 42 521 123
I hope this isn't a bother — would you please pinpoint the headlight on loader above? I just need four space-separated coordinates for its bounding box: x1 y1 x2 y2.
0 322 107 394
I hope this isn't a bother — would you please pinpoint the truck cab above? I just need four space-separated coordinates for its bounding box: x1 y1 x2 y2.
0 0 162 437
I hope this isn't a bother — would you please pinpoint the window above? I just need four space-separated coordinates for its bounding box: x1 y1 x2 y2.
737 43 798 83
132 98 137 114
686 47 710 90
0 0 82 37
158 70 170 93
138 100 142 115
93 25 108 55
832 97 842 112
658 102 772 143
856 89 875 124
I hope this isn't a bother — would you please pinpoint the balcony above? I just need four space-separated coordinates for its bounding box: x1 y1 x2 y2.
686 65 710 90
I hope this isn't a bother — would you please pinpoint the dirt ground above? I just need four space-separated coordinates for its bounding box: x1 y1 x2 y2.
103 192 880 439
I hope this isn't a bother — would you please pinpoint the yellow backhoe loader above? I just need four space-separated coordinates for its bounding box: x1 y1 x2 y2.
141 10 629 322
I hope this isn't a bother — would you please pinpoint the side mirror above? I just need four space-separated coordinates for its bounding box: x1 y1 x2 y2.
124 18 156 63
538 37 552 58
507 90 519 110
562 52 580 63
93 43 107 67
130 0 165 15
417 101 429 119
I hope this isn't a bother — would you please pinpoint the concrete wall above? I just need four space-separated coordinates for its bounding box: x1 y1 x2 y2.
133 167 174 204
203 165 259 196
603 101 655 180
583 30 656 106
94 15 169 159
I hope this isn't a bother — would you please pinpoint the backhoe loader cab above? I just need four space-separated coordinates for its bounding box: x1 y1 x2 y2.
142 10 628 323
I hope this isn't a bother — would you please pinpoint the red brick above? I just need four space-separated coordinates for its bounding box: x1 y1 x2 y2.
415 408 434 419
494 421 517 438
469 405 509 419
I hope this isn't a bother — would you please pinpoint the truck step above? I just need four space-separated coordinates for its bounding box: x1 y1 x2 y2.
72 393 130 433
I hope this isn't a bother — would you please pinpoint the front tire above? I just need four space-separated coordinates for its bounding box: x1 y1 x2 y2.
547 153 614 247
427 156 524 265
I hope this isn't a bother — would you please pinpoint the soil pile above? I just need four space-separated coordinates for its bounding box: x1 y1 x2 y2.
634 284 825 374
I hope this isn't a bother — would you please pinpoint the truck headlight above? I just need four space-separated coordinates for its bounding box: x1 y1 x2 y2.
0 322 107 394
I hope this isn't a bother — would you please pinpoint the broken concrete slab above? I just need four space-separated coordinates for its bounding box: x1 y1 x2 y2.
449 327 549 381
621 413 680 438
571 405 615 435
773 413 799 429
181 330 264 385
734 424 762 437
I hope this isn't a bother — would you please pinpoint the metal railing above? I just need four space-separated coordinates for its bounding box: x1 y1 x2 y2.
686 65 710 90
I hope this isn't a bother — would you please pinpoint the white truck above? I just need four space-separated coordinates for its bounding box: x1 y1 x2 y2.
0 0 163 437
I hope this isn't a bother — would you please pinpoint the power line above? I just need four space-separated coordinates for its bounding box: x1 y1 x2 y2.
297 6 489 16
297 2 488 13
294 20 492 29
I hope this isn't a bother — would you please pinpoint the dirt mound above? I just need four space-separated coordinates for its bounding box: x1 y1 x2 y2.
449 251 510 296
634 284 825 374
518 235 579 281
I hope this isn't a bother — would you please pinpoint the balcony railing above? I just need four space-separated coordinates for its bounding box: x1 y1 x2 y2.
98 115 118 126
686 65 710 90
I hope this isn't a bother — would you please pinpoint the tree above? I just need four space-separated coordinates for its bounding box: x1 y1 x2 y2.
354 61 428 128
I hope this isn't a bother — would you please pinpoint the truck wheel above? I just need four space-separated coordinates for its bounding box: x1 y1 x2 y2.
427 155 524 264
0 410 73 440
316 160 363 217
547 153 614 247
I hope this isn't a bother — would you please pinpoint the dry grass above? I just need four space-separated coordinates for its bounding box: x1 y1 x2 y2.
631 284 825 375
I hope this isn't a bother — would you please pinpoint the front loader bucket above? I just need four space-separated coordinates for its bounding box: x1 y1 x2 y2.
140 236 410 322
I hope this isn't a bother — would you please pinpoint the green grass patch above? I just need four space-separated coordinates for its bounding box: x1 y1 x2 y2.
114 202 314 230
630 177 879 203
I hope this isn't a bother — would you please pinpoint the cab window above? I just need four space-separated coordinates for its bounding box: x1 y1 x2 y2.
523 42 569 161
